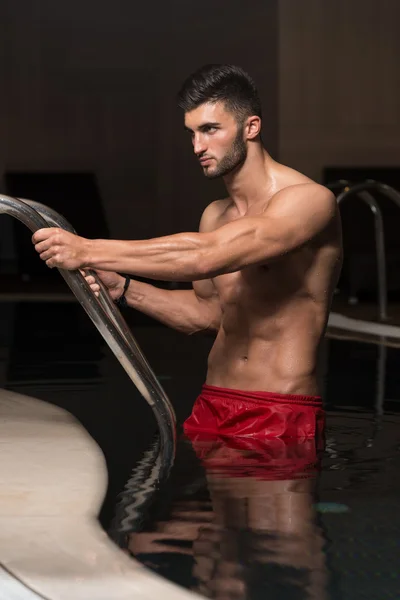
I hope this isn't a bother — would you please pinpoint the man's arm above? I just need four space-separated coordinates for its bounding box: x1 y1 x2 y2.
32 184 336 279
84 202 222 334
122 201 221 334
123 278 220 335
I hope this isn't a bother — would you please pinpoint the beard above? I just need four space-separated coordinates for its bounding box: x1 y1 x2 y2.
203 126 247 179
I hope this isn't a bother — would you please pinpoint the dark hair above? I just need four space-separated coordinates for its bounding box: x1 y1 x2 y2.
177 64 262 122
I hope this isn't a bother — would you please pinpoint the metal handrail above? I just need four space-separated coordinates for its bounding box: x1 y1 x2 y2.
358 179 400 209
19 197 136 350
18 198 173 406
0 194 176 470
336 183 388 321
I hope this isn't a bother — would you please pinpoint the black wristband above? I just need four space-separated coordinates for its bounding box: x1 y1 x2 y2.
115 276 131 309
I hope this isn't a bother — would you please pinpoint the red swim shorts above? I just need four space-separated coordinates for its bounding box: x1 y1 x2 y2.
184 435 321 481
183 384 325 440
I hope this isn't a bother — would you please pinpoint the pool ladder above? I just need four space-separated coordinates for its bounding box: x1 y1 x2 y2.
0 194 176 476
328 180 400 322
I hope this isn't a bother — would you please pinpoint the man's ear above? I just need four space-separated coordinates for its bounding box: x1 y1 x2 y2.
245 116 262 140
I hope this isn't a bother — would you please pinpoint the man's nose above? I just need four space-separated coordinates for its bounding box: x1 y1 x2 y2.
193 134 207 156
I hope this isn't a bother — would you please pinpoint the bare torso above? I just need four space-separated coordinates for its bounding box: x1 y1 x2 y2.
204 166 342 395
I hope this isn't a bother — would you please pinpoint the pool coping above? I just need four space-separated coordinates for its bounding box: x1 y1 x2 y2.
0 389 203 600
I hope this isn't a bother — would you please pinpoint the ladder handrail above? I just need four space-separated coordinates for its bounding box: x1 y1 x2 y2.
18 197 175 417
0 193 176 473
335 182 388 321
18 198 134 348
338 179 400 209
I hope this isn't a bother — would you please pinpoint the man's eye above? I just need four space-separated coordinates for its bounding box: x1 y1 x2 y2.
205 127 217 133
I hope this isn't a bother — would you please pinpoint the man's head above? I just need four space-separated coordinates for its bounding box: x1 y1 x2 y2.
177 64 262 179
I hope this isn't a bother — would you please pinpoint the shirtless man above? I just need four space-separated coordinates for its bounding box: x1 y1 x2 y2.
32 64 342 439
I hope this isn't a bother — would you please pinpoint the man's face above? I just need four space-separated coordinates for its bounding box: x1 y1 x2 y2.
184 102 247 179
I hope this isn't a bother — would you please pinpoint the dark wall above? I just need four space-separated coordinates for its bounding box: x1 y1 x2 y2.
279 0 400 182
0 1 279 242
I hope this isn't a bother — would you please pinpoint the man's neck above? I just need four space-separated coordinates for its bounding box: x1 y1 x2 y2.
224 146 277 216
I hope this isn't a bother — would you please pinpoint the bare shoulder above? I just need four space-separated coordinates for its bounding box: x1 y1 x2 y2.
263 183 338 246
199 198 231 233
269 182 337 219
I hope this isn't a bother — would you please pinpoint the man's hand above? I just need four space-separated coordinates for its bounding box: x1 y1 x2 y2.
32 227 90 270
81 269 125 300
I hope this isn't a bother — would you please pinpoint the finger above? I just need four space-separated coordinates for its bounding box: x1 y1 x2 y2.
34 240 54 254
45 258 57 269
85 275 96 285
39 249 57 262
79 269 87 277
32 227 57 244
32 228 48 244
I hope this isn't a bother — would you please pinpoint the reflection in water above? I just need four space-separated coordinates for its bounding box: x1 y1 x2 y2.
109 434 174 549
125 435 328 600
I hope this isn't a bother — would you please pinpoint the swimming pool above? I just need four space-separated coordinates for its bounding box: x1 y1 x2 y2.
1 301 399 599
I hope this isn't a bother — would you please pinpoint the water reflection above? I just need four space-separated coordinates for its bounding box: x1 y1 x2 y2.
127 435 328 600
109 434 174 548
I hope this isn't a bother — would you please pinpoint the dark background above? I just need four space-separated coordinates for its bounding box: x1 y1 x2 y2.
1 6 400 596
0 0 399 296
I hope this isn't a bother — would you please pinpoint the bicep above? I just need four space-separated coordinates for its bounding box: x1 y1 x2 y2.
205 185 336 273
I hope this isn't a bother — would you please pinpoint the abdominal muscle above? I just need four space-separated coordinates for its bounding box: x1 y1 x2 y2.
205 307 325 396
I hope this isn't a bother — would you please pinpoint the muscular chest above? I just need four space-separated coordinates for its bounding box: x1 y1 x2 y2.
212 265 271 307
212 253 304 311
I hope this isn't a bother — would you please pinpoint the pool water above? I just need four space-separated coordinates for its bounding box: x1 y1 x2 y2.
1 301 399 599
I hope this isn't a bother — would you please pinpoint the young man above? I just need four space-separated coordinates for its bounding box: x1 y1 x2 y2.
32 64 343 439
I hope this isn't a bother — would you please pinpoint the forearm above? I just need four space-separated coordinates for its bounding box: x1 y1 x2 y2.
85 233 212 282
36 185 334 277
83 218 286 281
125 279 219 335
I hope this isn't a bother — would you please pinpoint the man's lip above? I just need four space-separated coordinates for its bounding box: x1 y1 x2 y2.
199 158 212 165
